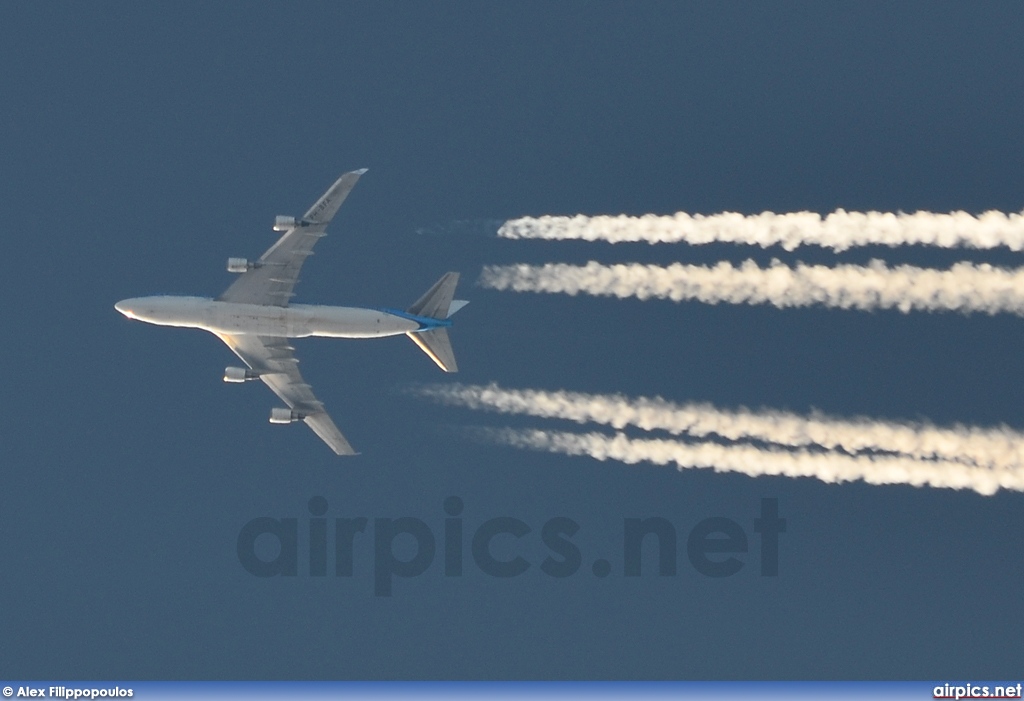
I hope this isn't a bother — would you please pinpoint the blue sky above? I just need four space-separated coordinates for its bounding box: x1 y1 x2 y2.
1 2 1022 679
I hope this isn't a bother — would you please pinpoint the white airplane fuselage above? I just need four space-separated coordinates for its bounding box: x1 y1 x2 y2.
115 295 426 338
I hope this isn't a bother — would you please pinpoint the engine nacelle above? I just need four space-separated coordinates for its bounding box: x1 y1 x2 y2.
269 407 303 424
227 257 252 273
223 366 259 383
273 215 298 231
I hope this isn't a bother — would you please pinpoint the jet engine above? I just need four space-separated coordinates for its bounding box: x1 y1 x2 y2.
273 215 297 231
223 366 259 383
270 407 303 424
227 257 252 273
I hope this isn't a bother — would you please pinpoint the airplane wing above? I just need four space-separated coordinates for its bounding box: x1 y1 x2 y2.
216 332 357 456
218 169 367 307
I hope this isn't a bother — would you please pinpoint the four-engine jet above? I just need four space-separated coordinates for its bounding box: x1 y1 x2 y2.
115 169 467 455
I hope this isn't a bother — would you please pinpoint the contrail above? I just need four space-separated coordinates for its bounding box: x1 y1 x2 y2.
498 210 1024 251
415 383 1024 471
476 428 1022 495
479 259 1024 316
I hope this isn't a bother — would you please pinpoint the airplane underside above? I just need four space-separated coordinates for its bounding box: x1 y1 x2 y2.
115 169 467 454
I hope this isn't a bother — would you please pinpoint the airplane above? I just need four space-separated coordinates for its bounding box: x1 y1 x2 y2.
114 169 467 455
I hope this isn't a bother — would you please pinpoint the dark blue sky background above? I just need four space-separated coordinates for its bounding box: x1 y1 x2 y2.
2 2 1023 680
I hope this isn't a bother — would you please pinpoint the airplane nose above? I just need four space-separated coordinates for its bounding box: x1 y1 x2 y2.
115 300 134 318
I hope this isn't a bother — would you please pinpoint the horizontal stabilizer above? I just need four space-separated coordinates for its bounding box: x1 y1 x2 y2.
406 273 464 372
408 272 459 320
407 328 458 373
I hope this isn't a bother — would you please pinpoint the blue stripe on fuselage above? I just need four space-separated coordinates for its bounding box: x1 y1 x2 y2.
375 307 453 331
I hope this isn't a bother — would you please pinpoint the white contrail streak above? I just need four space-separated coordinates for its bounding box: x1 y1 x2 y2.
478 428 1023 495
416 383 1024 471
479 259 1024 316
498 210 1024 251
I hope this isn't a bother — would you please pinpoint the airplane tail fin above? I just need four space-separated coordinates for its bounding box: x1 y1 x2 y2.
405 272 468 373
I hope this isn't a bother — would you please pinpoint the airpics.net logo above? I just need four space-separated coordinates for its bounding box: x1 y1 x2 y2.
236 497 786 596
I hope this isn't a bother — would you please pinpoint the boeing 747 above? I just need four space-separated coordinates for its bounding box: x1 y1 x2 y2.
115 169 467 455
